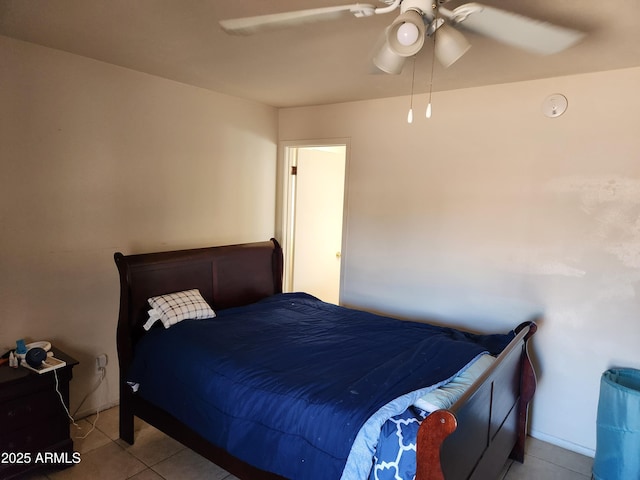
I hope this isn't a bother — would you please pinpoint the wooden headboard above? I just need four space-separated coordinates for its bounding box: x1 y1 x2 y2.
114 238 283 375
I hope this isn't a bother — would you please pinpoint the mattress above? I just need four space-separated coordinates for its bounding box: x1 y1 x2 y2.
127 292 514 479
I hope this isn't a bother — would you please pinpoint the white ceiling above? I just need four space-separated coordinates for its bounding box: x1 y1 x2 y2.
1 1 640 108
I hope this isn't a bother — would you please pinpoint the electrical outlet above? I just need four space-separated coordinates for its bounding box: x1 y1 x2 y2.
96 353 108 369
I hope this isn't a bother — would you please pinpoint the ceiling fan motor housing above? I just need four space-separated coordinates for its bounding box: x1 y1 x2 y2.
399 0 436 20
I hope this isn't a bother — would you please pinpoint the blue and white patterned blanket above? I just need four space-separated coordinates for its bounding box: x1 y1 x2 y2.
370 407 427 480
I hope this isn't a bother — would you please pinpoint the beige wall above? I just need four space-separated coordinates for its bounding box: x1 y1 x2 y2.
279 66 640 455
0 36 278 415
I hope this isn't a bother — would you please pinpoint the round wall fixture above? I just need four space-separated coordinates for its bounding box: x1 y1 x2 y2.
542 94 568 118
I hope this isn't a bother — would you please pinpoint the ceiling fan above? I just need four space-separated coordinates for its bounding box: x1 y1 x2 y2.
219 0 584 74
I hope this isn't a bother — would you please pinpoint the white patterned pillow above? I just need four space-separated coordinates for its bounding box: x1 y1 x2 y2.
146 289 215 329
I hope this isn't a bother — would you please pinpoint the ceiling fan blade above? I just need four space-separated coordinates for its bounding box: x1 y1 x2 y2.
447 3 585 55
220 4 376 35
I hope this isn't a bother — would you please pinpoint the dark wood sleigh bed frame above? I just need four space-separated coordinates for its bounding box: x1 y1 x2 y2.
115 239 537 480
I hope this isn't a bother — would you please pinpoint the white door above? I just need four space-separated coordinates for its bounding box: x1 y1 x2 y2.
288 145 346 304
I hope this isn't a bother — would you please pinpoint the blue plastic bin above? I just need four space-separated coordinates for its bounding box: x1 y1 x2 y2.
593 368 640 480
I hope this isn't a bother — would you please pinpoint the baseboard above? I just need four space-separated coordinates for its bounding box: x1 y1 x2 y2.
529 429 596 458
75 400 119 421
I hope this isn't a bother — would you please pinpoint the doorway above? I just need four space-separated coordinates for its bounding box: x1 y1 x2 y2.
281 141 348 305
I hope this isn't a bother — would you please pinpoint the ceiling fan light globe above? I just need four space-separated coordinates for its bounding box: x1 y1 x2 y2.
388 11 426 57
434 24 471 68
397 22 420 46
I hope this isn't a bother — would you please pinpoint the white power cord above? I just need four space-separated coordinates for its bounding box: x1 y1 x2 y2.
54 365 107 439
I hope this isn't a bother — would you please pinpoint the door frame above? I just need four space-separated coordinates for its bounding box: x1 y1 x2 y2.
277 138 350 301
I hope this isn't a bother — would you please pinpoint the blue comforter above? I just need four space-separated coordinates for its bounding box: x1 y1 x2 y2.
128 293 513 479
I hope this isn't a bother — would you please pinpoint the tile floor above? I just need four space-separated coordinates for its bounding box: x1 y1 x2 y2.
15 406 593 480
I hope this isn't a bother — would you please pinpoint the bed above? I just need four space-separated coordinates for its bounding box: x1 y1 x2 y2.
115 238 537 480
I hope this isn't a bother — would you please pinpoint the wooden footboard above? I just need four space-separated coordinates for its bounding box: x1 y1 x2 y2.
416 322 537 480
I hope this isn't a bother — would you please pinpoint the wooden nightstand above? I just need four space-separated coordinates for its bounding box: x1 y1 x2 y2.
0 348 78 480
